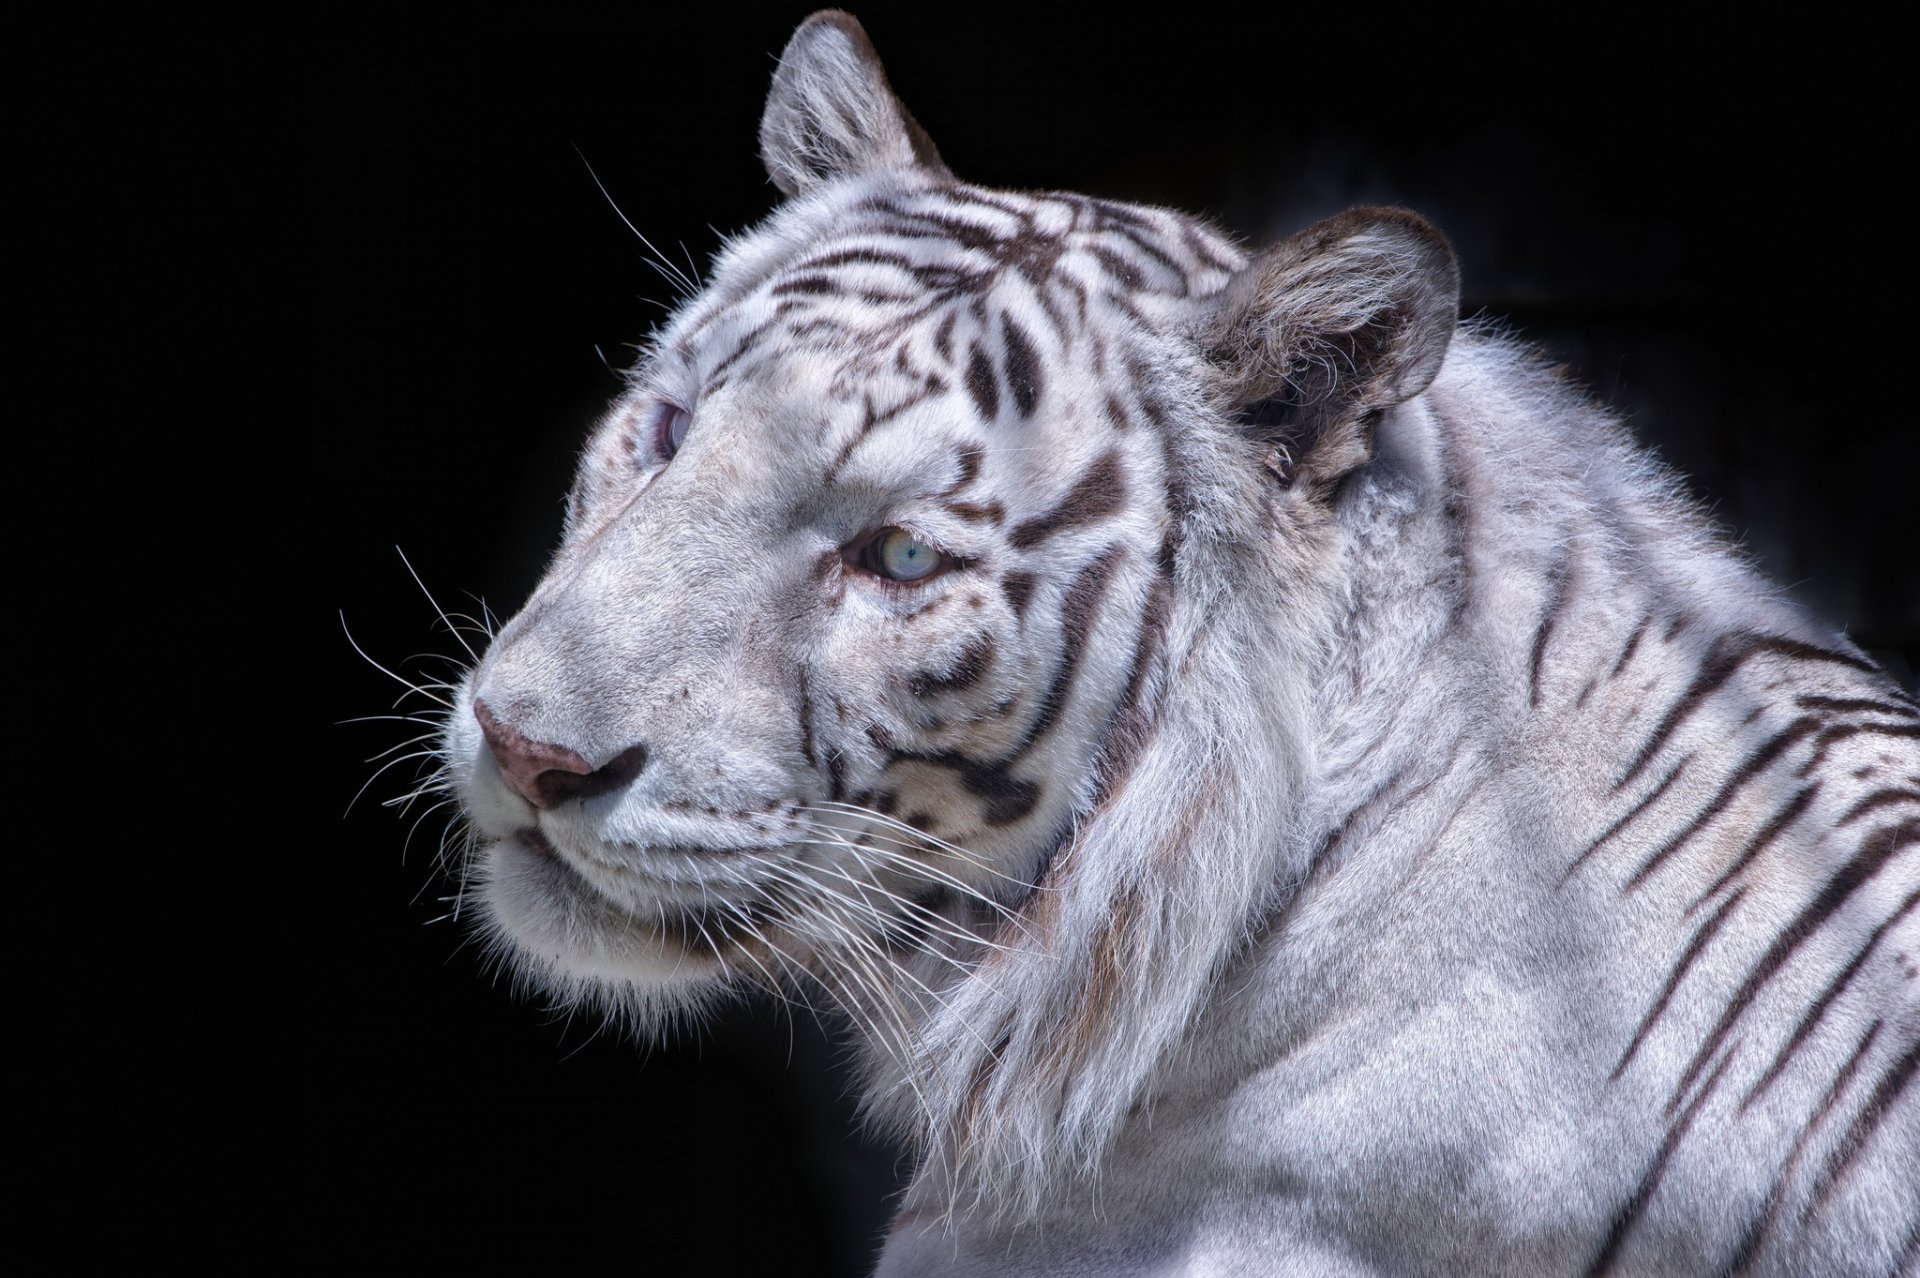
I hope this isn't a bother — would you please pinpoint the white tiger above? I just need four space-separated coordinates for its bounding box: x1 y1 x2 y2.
434 12 1920 1274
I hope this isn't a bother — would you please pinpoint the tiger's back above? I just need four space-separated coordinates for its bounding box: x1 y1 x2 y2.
434 13 1918 1275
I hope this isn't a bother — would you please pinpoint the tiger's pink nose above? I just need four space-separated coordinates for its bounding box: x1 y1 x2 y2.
472 699 649 809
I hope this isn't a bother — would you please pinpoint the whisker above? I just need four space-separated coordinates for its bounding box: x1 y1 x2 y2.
396 546 481 665
341 612 453 709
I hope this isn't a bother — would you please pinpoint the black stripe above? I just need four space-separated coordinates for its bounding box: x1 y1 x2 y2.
1033 282 1071 344
1088 571 1173 808
770 275 839 297
892 749 1040 827
821 384 944 486
1586 1052 1735 1277
1743 888 1920 1111
1316 767 1412 866
1616 635 1877 792
1623 718 1822 891
706 318 777 382
1008 450 1128 550
1529 551 1574 709
1805 1034 1920 1220
1001 316 1043 417
909 635 995 697
796 668 819 770
1088 245 1145 290
1611 615 1652 679
965 341 999 421
1563 755 1692 884
1838 788 1920 827
1725 1019 1884 1276
1687 784 1820 912
1894 1212 1920 1278
941 445 984 496
1001 571 1036 618
1178 220 1239 274
1104 224 1187 285
1016 548 1122 753
1613 889 1748 1081
1666 818 1919 1114
1795 695 1919 719
1795 722 1920 779
790 247 919 275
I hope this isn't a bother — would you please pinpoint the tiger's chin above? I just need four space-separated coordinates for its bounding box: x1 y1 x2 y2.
478 831 740 1021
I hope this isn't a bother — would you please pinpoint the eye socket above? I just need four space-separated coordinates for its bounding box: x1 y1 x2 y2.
652 403 692 460
854 527 948 583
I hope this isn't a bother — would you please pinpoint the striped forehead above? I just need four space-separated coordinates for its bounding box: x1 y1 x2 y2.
670 182 1243 412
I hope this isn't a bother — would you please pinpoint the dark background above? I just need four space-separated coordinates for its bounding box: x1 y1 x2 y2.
310 9 1916 1273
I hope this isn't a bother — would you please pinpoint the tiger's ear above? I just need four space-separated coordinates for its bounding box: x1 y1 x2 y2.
760 11 951 197
1201 207 1458 491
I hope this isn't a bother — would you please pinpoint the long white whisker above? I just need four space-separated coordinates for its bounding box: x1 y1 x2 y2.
341 612 453 709
396 546 481 665
574 145 699 299
786 843 1027 958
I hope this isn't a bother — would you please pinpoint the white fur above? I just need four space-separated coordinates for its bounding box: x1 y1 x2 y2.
432 14 1920 1275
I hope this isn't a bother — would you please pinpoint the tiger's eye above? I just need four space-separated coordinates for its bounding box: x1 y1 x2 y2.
873 529 943 581
656 404 692 459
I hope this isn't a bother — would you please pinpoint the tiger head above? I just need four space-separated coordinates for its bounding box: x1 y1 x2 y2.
444 9 1457 1193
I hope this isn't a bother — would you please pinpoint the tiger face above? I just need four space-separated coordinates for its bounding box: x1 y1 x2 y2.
448 175 1232 1004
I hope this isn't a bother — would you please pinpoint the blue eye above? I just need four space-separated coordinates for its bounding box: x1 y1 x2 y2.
654 403 692 459
867 528 944 582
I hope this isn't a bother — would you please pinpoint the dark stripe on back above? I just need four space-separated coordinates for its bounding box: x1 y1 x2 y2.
1838 788 1920 827
1615 635 1877 792
1795 695 1920 719
1805 1034 1920 1220
1586 1052 1735 1277
1622 718 1822 891
1743 887 1920 1111
1665 817 1919 1113
1794 722 1920 779
1566 752 1689 882
1612 888 1748 1081
1687 784 1820 912
1008 450 1128 550
1725 1019 1884 1276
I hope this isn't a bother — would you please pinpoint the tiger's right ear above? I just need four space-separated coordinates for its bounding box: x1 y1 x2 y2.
1200 208 1458 493
760 11 951 197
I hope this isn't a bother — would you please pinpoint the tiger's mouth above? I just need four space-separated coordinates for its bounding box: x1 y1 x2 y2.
501 826 787 959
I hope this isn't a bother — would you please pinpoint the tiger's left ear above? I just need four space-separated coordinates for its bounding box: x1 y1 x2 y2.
1200 207 1457 491
760 11 951 197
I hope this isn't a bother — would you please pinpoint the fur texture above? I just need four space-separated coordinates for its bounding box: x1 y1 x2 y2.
437 12 1919 1274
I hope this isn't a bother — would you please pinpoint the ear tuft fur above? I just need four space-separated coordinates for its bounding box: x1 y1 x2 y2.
759 11 949 197
1203 208 1458 489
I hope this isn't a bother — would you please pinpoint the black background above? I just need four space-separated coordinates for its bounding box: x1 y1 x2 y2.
310 8 1916 1273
